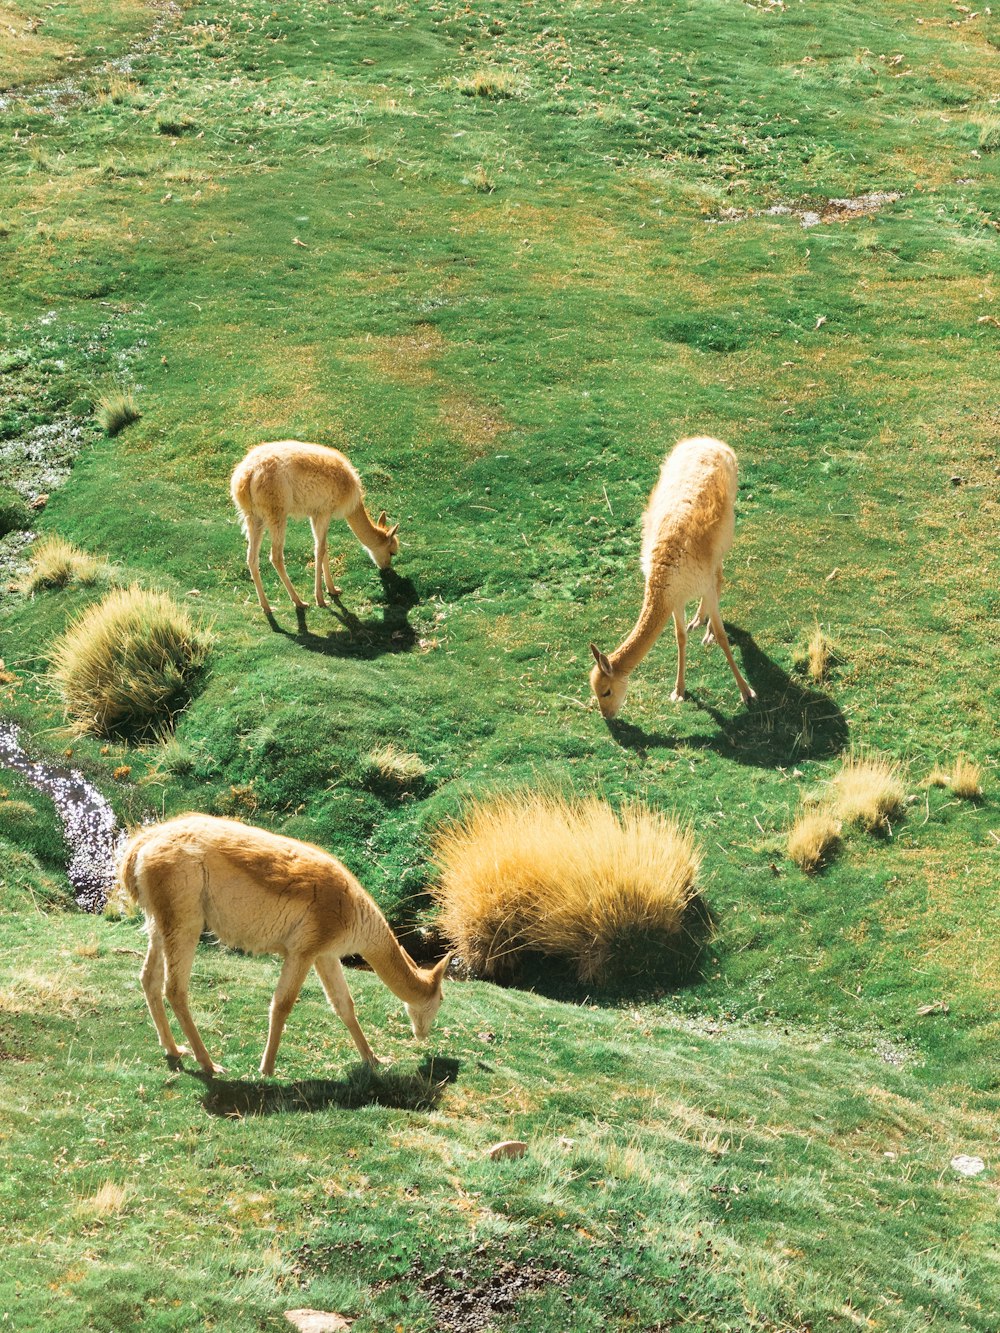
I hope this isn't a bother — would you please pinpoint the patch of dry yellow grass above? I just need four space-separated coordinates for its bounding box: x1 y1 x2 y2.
0 967 93 1017
832 752 907 833
947 756 983 800
22 535 105 593
364 743 427 791
76 1181 128 1219
454 68 521 99
787 810 841 874
432 791 703 984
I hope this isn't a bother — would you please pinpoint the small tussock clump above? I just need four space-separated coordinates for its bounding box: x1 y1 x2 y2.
363 743 428 794
787 809 842 874
76 1181 128 1219
22 535 105 592
432 792 703 986
793 625 836 684
50 586 211 741
832 752 906 833
455 69 520 99
949 756 983 800
96 386 141 437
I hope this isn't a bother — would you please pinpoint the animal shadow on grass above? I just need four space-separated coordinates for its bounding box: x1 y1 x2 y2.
609 625 848 768
268 569 419 659
194 1053 460 1118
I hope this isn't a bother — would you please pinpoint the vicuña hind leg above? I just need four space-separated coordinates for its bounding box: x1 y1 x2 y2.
268 516 308 610
314 954 380 1068
259 952 314 1077
161 925 224 1075
245 515 271 615
141 926 188 1061
671 610 687 702
686 599 715 645
706 599 756 706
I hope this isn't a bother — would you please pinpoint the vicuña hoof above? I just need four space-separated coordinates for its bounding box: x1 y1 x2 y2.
743 689 758 707
670 689 686 703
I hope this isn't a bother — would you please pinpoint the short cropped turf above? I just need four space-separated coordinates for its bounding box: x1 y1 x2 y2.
1 1 998 1328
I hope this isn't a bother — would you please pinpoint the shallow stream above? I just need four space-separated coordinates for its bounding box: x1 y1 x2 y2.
0 719 122 911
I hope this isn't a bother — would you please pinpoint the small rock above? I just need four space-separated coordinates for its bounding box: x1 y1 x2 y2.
486 1140 527 1161
284 1311 352 1333
950 475 963 486
950 1155 986 1177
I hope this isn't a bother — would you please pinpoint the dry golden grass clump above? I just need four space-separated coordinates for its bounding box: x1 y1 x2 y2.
22 535 105 592
949 756 983 800
363 743 428 793
50 586 211 740
787 809 842 874
832 752 907 833
794 624 836 684
95 386 141 437
455 68 520 99
432 791 703 985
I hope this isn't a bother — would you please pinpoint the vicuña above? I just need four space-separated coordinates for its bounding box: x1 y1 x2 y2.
118 813 450 1076
589 435 756 719
230 440 399 615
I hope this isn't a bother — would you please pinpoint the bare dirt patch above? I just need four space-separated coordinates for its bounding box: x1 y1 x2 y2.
716 193 903 228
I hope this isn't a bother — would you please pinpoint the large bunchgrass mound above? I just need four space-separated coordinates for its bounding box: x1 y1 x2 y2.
50 586 211 741
432 791 705 987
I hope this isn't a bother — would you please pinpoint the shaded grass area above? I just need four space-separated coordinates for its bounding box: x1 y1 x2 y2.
0 909 997 1332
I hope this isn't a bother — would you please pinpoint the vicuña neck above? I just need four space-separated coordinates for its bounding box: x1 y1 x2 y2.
610 585 671 675
346 504 384 554
358 909 432 1003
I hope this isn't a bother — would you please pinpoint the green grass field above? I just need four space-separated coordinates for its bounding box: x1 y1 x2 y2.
1 0 998 1328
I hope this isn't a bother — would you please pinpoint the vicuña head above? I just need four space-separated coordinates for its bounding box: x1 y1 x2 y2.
118 812 450 1077
369 509 401 570
589 435 756 720
589 644 630 720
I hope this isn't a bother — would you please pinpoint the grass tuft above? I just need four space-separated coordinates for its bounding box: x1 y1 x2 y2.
787 809 842 873
455 69 520 99
363 743 428 794
77 1181 128 1218
976 115 1000 153
50 586 211 741
432 791 704 985
948 755 983 801
0 486 32 537
95 386 141 437
832 751 907 833
22 534 105 592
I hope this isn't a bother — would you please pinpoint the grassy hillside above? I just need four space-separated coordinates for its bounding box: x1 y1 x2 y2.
1 0 998 1327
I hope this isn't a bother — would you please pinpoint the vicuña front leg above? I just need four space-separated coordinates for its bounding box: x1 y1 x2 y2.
162 930 225 1075
314 954 381 1068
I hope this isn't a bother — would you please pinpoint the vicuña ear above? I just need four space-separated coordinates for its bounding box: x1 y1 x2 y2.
590 643 614 676
378 510 388 526
432 950 455 983
387 523 399 538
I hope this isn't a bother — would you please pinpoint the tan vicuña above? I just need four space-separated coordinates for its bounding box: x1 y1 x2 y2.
118 814 450 1076
590 436 756 719
230 440 399 616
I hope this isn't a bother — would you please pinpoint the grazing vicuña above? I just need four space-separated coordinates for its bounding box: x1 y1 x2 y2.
118 813 450 1076
230 440 399 616
589 436 755 720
